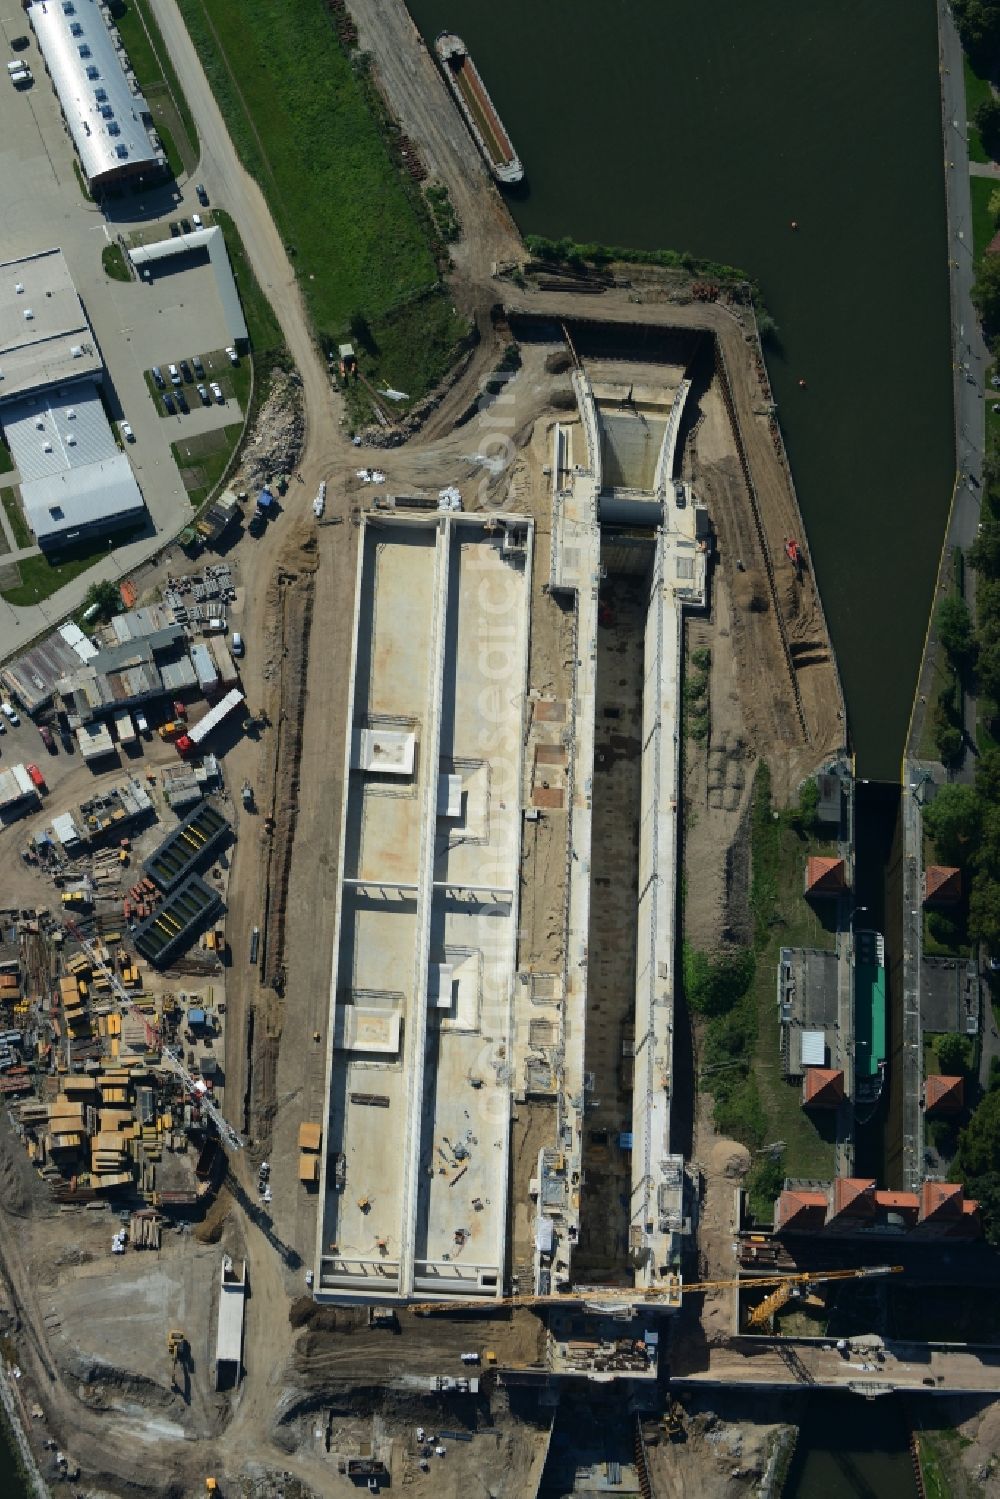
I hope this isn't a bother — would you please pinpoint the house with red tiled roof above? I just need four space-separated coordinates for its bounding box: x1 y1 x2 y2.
825 1177 877 1233
914 1181 980 1239
802 1067 845 1110
924 1074 964 1115
923 866 962 907
804 857 847 899
771 1178 980 1240
773 1189 828 1234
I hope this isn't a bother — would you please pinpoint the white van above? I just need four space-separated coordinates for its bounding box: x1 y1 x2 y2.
231 632 244 656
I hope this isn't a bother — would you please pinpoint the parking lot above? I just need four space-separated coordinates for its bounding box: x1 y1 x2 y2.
0 0 249 639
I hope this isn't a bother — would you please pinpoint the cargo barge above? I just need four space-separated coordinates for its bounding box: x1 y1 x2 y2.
435 32 523 185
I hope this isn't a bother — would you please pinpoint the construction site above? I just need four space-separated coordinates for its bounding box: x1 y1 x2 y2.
0 0 996 1493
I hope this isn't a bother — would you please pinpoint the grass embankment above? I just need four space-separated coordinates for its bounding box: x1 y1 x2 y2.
110 0 198 176
916 1427 974 1499
1 489 30 550
970 174 996 264
173 0 466 404
0 441 13 476
687 766 837 1222
965 56 993 166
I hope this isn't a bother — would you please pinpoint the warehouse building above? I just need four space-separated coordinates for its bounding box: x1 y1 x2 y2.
0 250 146 553
27 0 165 193
129 228 249 347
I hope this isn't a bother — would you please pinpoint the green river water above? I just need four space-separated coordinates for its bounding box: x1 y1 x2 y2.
411 0 955 780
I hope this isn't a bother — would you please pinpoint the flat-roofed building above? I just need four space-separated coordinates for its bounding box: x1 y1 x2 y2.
0 251 146 552
27 0 165 193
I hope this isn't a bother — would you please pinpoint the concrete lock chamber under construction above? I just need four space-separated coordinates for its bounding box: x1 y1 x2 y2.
312 340 711 1320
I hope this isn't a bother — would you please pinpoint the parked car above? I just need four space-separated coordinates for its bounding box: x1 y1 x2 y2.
26 764 45 790
168 363 181 386
175 388 189 414
179 360 193 383
192 355 205 378
232 632 244 656
39 725 56 754
134 711 150 737
197 383 210 405
11 35 29 49
225 346 239 365
1 701 21 726
196 182 209 205
192 213 203 230
163 393 176 415
151 365 165 389
210 381 224 403
119 419 134 442
179 217 191 234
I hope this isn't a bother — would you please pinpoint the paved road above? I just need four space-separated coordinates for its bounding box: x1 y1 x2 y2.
940 0 987 544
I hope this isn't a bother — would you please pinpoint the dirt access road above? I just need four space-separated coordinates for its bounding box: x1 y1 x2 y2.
348 0 523 291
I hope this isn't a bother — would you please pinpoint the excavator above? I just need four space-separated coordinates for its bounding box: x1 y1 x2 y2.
167 1328 188 1392
409 1263 902 1318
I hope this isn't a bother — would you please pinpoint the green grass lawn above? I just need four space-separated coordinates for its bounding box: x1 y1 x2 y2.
0 538 138 607
0 441 13 476
748 795 839 1184
1 488 30 550
970 173 996 263
174 0 462 398
102 243 131 283
110 0 198 172
965 55 992 118
172 423 243 509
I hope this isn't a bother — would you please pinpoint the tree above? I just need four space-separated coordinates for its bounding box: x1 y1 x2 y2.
82 578 120 622
937 1032 972 1074
923 783 981 864
977 96 1000 157
953 0 1000 73
973 251 1000 336
937 594 976 670
970 866 1000 949
970 516 1000 577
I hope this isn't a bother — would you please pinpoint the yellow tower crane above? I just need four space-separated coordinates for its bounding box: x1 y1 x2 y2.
409 1264 903 1317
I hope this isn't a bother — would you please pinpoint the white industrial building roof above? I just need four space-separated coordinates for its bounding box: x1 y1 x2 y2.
0 249 100 402
351 727 416 776
21 450 145 548
4 381 118 482
27 0 163 189
59 621 99 662
52 811 84 846
800 1029 826 1068
129 228 249 344
4 378 146 548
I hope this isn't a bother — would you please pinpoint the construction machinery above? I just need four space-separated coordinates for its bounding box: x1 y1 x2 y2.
409 1264 902 1316
63 921 244 1151
167 1328 187 1388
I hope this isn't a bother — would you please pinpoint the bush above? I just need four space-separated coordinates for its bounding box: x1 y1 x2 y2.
746 1152 785 1223
977 95 1000 157
923 783 981 865
792 778 819 834
937 594 976 671
936 1032 972 1074
684 946 756 1016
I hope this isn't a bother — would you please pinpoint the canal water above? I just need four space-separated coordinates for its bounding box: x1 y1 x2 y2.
783 1393 917 1498
0 1415 29 1499
409 0 955 780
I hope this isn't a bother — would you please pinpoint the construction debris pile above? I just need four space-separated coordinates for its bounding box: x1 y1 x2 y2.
234 366 304 491
0 909 228 1221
